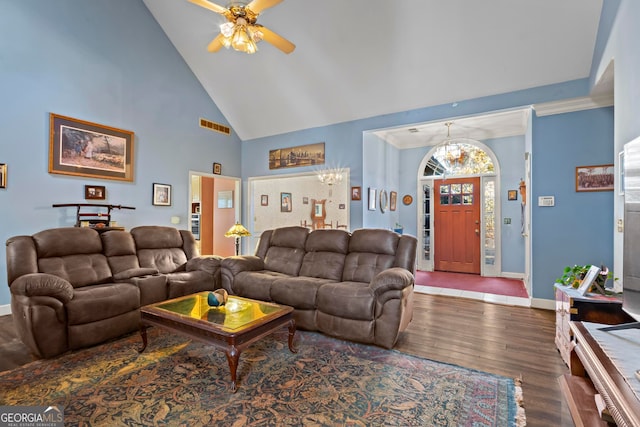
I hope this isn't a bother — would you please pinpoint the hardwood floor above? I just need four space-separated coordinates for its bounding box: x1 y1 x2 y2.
0 293 574 426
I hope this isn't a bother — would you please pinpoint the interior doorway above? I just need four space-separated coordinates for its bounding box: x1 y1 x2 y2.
189 171 241 257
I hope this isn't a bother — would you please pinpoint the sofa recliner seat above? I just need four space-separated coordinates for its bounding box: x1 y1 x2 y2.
221 226 417 349
6 226 221 358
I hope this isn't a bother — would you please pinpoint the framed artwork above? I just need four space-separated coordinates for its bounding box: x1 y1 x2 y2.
152 183 171 206
368 188 377 211
85 185 106 200
577 265 601 296
213 162 222 175
218 190 233 208
269 142 325 170
49 113 134 181
575 164 614 192
508 190 518 201
0 163 6 189
390 191 397 211
351 186 361 201
280 192 292 212
261 195 268 206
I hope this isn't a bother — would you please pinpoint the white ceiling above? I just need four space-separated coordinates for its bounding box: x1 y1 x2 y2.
143 0 603 144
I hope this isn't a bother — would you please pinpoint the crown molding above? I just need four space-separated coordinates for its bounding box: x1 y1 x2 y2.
533 94 614 117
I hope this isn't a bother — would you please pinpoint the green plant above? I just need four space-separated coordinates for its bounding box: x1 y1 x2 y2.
556 264 616 294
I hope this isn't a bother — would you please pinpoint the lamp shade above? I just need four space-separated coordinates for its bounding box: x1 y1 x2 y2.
225 222 251 238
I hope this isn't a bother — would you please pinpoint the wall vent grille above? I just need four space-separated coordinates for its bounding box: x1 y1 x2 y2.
199 118 231 135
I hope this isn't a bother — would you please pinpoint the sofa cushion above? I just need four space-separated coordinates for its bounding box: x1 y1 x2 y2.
316 281 375 320
38 254 112 288
264 247 305 276
342 253 395 283
166 271 216 299
33 228 102 258
299 230 349 280
262 226 309 276
131 226 184 249
66 282 139 325
348 229 399 255
233 270 288 301
101 230 140 274
137 248 188 274
270 276 332 309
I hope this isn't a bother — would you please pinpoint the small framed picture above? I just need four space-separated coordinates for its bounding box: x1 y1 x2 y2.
152 183 172 206
280 192 292 212
577 265 601 296
390 191 397 211
351 186 361 201
85 185 106 200
0 163 6 189
213 162 222 175
303 197 309 204
576 164 614 192
261 195 268 206
368 188 377 211
508 190 518 201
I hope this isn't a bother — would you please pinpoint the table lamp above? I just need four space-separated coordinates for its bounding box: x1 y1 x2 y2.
224 222 251 256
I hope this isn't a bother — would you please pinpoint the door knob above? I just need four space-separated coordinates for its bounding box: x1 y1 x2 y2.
475 229 479 235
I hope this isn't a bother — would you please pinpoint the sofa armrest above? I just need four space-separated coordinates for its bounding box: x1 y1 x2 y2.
369 268 414 296
113 268 159 281
221 256 264 276
186 255 223 275
10 273 74 303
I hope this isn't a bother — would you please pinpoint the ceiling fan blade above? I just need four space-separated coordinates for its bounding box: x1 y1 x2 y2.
188 0 228 15
259 26 295 54
207 34 225 52
246 0 283 15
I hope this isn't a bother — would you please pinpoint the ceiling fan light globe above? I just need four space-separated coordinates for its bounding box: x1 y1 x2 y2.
220 22 235 37
245 39 258 54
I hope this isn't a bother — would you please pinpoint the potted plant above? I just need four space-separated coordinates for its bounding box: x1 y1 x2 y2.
555 264 616 295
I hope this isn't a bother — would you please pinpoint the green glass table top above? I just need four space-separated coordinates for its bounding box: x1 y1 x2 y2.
153 292 285 331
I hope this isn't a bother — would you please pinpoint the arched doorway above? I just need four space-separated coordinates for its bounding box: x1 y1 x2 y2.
416 140 501 277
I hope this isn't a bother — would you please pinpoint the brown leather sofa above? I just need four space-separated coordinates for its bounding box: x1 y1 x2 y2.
221 226 417 348
6 226 221 358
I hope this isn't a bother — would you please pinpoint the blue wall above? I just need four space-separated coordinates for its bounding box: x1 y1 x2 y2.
531 108 615 299
0 0 241 306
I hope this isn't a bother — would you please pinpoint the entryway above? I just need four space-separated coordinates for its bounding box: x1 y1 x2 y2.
414 270 529 306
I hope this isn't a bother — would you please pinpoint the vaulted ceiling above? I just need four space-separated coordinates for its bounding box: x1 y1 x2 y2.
143 0 604 144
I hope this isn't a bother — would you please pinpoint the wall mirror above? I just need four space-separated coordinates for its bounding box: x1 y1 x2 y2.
380 189 388 213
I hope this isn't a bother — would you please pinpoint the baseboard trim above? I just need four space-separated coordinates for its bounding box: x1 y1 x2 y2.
501 272 525 280
0 304 11 316
531 298 555 310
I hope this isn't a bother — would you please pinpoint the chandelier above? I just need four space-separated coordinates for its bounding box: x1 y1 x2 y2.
317 168 343 186
441 122 470 169
220 17 261 54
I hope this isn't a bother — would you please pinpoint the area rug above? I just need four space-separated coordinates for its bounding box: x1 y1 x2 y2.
0 328 525 426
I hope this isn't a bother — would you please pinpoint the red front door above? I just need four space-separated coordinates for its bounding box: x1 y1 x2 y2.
434 177 481 274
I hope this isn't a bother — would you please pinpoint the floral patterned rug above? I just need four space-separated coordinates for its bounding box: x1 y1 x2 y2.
0 328 525 426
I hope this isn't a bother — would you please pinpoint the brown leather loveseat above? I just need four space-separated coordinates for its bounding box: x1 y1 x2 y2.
6 226 220 358
221 226 417 348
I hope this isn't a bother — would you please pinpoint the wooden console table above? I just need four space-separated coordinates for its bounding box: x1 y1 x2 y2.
555 284 633 368
560 321 640 427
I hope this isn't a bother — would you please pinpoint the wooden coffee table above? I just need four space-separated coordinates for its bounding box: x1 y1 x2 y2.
139 292 296 392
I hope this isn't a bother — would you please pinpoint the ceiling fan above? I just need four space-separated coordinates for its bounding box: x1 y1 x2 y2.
188 0 295 54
